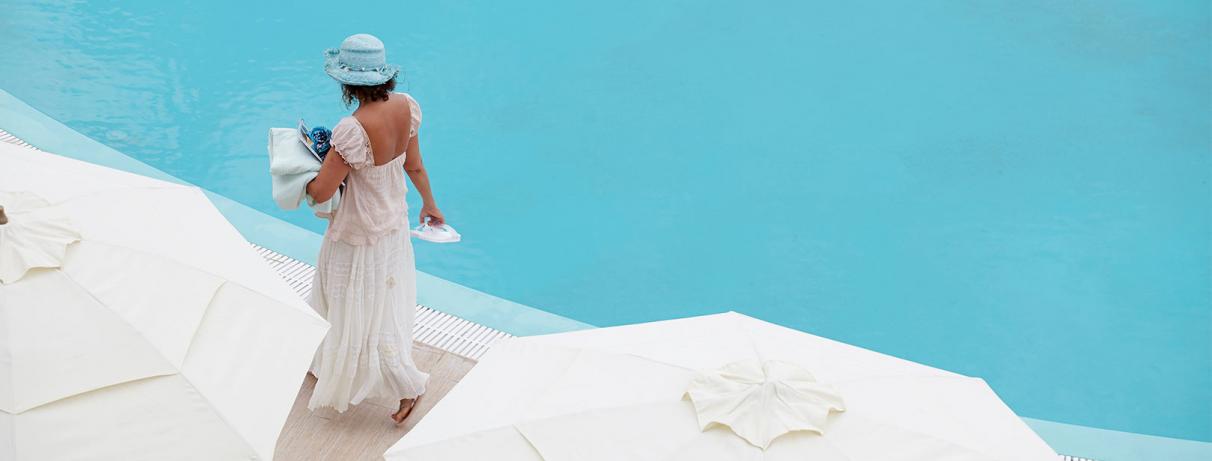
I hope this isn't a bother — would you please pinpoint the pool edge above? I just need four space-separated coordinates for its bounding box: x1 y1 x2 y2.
3 88 1209 459
1024 418 1211 461
0 88 593 337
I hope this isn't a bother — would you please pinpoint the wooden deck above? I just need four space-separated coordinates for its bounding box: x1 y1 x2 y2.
274 343 476 461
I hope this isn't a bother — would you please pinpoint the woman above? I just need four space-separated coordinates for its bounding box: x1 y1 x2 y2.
306 33 443 424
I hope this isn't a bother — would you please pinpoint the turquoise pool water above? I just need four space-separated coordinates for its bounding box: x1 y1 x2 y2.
2 0 1208 442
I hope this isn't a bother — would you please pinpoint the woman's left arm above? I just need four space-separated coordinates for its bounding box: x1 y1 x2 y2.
307 149 351 204
404 134 445 225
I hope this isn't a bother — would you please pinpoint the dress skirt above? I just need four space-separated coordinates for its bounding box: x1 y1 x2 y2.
307 227 429 412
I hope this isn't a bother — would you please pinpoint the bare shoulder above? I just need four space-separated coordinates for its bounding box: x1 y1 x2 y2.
389 92 417 112
352 98 402 122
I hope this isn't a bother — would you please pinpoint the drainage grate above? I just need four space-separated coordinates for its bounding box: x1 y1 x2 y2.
253 243 318 300
251 244 514 360
0 129 35 149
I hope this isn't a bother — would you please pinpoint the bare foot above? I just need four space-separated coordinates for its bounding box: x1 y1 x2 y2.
391 395 422 425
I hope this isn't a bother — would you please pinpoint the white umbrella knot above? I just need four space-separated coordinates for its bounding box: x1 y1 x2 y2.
0 191 81 284
684 359 845 449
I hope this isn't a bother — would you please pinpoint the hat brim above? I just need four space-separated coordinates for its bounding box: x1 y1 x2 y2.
324 49 399 86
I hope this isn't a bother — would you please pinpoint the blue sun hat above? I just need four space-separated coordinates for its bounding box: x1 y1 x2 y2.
324 34 399 86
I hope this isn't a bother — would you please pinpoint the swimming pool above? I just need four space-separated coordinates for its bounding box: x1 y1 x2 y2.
2 0 1208 443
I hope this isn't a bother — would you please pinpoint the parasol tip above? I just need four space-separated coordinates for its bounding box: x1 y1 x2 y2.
0 205 6 225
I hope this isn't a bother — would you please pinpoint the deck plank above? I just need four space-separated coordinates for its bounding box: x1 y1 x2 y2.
273 343 478 461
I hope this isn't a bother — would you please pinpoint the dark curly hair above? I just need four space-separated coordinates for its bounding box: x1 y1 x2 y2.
342 78 396 107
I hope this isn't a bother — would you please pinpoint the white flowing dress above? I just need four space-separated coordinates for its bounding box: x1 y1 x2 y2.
307 93 429 412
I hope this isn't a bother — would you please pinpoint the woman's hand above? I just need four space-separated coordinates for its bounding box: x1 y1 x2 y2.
419 205 445 226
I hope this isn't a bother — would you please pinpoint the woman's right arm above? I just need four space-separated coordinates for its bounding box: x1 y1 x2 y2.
306 150 351 203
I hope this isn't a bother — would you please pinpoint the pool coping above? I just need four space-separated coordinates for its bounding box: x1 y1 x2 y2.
2 88 1208 460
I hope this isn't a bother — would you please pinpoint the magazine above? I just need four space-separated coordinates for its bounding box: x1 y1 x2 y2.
298 119 329 162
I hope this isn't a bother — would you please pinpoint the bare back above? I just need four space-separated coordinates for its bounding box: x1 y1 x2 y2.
351 93 415 166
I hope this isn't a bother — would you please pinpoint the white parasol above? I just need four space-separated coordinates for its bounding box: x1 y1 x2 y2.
0 142 329 461
386 312 1056 460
